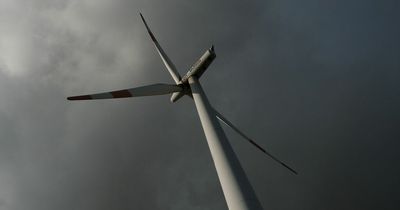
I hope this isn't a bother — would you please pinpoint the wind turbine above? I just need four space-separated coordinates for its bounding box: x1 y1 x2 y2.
67 13 296 210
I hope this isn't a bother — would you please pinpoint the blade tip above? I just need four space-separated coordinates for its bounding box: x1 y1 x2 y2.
288 167 298 175
140 13 145 22
67 95 92 101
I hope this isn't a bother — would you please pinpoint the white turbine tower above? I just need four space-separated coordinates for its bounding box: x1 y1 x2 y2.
68 14 297 210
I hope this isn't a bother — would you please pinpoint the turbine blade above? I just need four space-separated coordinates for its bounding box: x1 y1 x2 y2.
140 13 182 84
213 109 298 175
67 83 182 101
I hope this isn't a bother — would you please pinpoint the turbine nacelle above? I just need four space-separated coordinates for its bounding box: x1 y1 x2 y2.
180 46 216 84
170 46 215 103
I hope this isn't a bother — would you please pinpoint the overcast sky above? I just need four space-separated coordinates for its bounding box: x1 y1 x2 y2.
0 0 399 209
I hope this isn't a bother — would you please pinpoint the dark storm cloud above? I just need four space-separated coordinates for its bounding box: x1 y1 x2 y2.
0 0 399 209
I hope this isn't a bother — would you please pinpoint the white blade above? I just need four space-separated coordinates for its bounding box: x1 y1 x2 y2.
213 108 298 175
67 83 182 101
140 13 182 84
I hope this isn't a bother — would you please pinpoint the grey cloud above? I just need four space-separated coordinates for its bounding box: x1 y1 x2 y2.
0 0 399 210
